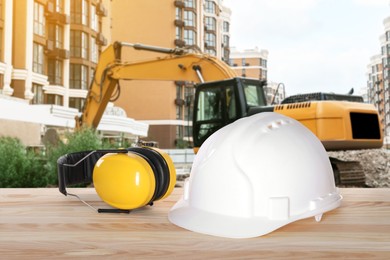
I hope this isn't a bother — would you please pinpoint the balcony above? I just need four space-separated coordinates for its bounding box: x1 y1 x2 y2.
174 0 185 8
204 25 216 33
96 2 108 17
45 40 69 59
174 19 185 27
97 33 108 46
45 3 70 24
174 39 185 47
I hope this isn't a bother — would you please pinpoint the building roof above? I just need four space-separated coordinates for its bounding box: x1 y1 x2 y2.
0 95 148 137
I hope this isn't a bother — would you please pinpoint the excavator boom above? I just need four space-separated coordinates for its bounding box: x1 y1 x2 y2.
77 41 383 154
76 41 236 128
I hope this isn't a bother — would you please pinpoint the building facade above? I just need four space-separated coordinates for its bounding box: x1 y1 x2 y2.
110 0 232 148
0 0 147 146
367 16 390 146
0 0 235 148
229 46 268 80
229 46 277 104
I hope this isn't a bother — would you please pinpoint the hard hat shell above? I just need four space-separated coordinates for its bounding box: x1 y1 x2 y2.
169 112 342 238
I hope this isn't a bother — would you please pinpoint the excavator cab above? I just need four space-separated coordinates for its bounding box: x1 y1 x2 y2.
193 77 268 148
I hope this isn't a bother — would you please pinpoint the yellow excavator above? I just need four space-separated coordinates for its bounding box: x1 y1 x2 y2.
76 41 383 186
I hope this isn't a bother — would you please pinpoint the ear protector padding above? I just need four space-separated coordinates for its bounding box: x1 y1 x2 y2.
127 147 170 202
57 147 176 211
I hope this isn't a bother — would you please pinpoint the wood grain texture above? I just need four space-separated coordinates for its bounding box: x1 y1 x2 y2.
1 188 389 259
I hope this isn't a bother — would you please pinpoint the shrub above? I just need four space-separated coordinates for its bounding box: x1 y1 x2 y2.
0 137 29 187
45 127 103 186
0 137 52 187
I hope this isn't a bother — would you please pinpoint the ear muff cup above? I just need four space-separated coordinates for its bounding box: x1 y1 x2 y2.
92 147 176 210
127 147 170 202
93 152 156 210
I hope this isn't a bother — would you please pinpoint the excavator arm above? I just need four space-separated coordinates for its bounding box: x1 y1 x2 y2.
76 41 237 129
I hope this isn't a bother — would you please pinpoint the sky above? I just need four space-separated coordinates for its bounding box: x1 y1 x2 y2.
223 0 390 96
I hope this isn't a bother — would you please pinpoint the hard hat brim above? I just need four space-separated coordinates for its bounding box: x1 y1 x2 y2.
169 194 342 239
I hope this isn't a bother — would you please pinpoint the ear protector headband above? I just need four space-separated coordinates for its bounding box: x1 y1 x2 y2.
57 147 176 213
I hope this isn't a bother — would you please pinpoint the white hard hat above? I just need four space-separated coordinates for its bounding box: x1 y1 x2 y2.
169 112 342 238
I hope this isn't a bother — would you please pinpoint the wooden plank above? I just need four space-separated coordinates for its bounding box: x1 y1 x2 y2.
0 188 390 259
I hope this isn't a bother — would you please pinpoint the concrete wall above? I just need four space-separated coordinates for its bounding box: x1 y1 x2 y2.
0 119 41 146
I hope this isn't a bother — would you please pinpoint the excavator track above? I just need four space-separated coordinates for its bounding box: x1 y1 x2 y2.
329 157 366 187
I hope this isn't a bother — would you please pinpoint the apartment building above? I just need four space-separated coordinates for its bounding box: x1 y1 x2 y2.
263 82 286 105
110 0 232 148
0 0 147 146
367 54 385 132
367 15 390 146
229 46 268 80
229 46 276 103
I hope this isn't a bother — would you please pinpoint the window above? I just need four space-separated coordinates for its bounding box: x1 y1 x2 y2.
223 48 229 62
205 33 216 47
176 7 182 20
0 74 3 91
91 5 98 31
244 84 266 107
48 59 63 85
223 35 229 47
69 97 85 111
184 126 192 138
261 70 267 80
33 43 44 74
34 2 45 36
176 126 183 139
205 17 216 31
0 0 3 21
49 0 64 13
205 49 216 56
49 24 64 49
176 85 183 120
260 59 267 68
55 25 63 48
176 27 182 40
204 0 215 14
197 88 223 121
90 37 98 63
184 0 195 8
194 85 237 144
223 21 229 33
70 30 88 59
71 0 88 25
47 94 63 105
0 29 3 62
184 11 196 27
184 29 196 45
90 68 95 86
32 84 44 104
69 64 88 90
56 0 64 13
184 86 194 121
241 68 246 77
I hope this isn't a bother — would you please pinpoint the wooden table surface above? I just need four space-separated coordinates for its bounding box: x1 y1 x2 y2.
1 187 390 259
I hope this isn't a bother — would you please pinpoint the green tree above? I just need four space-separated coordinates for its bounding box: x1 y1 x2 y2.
0 137 28 187
0 137 55 187
45 127 103 186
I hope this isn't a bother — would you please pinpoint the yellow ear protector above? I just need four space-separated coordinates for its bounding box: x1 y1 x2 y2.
57 147 176 213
